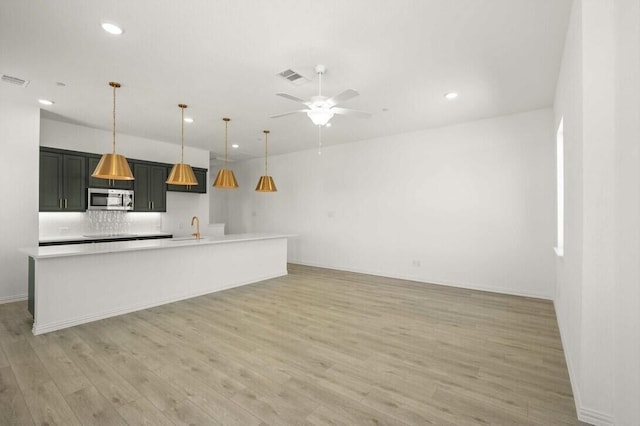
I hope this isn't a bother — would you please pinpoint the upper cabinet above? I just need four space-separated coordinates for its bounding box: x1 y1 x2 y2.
39 147 207 212
86 155 134 190
166 167 208 194
39 148 87 212
133 162 167 212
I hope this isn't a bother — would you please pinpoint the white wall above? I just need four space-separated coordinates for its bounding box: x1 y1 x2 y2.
227 109 556 299
0 101 39 302
40 118 210 237
554 0 640 424
554 0 584 409
612 0 640 423
209 158 229 224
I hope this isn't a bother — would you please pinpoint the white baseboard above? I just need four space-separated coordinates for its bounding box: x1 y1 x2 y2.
33 271 287 335
0 293 27 304
289 260 553 300
579 407 614 426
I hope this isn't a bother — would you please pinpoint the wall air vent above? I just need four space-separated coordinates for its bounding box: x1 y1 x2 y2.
277 68 310 86
1 74 30 87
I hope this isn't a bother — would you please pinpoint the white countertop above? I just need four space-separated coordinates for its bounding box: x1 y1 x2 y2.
23 233 293 259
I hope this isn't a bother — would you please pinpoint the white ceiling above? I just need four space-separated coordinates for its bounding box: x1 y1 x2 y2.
0 0 572 160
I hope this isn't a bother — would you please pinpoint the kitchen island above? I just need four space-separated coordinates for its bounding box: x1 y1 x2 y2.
22 233 290 335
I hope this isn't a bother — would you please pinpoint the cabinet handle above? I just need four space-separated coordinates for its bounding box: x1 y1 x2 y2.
59 199 62 209
148 201 151 210
151 201 154 210
64 199 68 209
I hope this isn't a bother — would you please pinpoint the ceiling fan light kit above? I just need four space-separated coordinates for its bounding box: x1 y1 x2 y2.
166 104 198 186
92 82 135 181
271 64 372 128
213 117 239 189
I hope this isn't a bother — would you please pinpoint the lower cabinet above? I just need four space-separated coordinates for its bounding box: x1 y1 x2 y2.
133 162 167 212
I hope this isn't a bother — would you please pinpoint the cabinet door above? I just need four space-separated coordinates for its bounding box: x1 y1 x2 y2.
62 154 86 211
149 165 167 211
192 169 207 193
87 156 134 190
39 151 62 211
133 163 151 212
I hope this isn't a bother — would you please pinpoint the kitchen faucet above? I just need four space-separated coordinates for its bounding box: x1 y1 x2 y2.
191 216 200 240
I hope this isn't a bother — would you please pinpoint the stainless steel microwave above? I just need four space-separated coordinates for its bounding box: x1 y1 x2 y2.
87 188 134 211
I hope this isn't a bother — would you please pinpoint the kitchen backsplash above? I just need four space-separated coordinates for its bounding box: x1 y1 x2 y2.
39 211 163 239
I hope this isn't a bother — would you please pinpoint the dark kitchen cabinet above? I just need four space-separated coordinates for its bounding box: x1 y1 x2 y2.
133 162 167 212
86 155 134 190
39 149 86 212
166 167 208 194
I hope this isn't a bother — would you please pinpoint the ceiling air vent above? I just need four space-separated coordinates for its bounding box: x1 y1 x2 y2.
1 74 30 87
277 68 310 86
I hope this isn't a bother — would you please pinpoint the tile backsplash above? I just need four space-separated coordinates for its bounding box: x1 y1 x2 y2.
39 211 163 239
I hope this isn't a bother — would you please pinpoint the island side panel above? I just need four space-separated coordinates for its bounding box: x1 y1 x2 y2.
28 256 35 315
32 237 287 335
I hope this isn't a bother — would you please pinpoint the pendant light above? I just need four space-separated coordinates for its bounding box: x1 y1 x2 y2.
213 117 239 189
255 130 277 192
166 104 198 186
92 82 134 180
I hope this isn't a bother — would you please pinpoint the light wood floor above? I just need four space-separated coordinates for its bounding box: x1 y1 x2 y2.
0 264 583 425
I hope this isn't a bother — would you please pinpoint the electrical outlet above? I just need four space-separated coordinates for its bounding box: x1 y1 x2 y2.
412 260 421 267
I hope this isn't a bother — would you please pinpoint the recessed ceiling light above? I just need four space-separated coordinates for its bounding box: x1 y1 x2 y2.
38 99 54 106
56 82 66 87
101 22 124 35
183 117 194 123
444 92 458 100
231 144 239 149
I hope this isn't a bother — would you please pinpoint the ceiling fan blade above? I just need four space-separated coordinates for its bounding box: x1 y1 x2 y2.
270 110 309 119
331 107 372 118
326 89 359 107
276 93 311 105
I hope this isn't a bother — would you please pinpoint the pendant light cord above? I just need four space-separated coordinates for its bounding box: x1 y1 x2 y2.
224 119 229 168
264 131 269 174
112 84 117 153
180 106 185 163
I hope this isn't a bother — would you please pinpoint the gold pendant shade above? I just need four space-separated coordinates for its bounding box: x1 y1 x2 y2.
255 175 277 192
255 130 277 192
92 82 134 180
213 117 239 189
166 104 198 186
213 169 239 188
167 163 198 185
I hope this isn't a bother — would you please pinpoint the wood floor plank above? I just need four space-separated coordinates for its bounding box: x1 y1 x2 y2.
0 366 35 425
21 380 81 426
32 342 92 395
0 264 581 424
64 385 127 426
115 397 175 426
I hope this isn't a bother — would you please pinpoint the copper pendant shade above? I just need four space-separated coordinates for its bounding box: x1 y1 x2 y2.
213 117 239 189
255 130 277 192
166 104 198 186
92 82 134 181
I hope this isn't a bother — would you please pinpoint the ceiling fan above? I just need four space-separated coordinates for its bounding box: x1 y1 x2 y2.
271 64 372 127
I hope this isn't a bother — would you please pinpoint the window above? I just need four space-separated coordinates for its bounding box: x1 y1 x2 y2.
555 118 564 257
